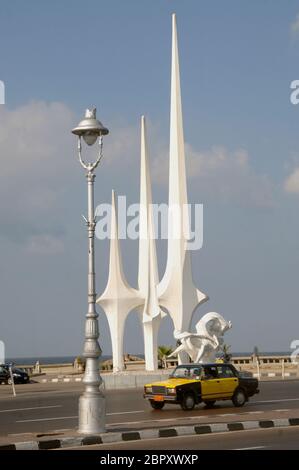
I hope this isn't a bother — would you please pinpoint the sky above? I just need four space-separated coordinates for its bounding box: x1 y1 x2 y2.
1 0 299 358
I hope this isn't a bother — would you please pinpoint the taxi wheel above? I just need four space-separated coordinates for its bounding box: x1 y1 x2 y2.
232 388 247 407
150 400 165 410
204 400 216 408
181 393 195 411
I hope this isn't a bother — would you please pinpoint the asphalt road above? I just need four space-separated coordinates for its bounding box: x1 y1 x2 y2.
72 427 299 450
0 380 299 436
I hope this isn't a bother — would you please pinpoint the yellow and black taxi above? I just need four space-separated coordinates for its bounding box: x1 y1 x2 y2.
144 363 259 411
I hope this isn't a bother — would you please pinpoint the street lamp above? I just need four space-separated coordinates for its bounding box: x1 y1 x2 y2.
72 107 109 434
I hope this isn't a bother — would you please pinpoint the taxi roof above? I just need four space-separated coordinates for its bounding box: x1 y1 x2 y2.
175 363 232 367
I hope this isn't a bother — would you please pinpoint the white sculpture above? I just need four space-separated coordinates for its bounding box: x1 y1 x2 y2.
169 312 232 363
97 14 231 372
168 312 232 364
157 14 208 364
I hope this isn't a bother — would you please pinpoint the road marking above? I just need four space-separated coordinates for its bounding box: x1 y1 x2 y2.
16 416 78 423
275 409 290 412
252 398 299 404
217 413 236 417
107 411 144 416
234 446 265 450
156 416 205 422
53 428 71 432
0 385 87 399
0 405 62 413
247 411 263 414
111 414 209 425
107 416 207 427
15 410 144 423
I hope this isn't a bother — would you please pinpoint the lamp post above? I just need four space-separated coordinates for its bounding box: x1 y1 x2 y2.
72 107 109 434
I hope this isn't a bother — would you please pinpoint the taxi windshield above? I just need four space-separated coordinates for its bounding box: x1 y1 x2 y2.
170 366 202 379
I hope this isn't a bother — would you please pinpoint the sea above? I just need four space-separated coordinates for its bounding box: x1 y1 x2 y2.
5 356 112 365
5 352 291 366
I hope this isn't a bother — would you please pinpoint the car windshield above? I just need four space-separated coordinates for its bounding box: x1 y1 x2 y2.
170 366 202 379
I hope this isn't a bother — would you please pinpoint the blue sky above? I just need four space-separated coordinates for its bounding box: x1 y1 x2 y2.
1 1 299 358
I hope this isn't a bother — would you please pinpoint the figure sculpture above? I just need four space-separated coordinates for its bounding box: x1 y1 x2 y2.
168 312 232 364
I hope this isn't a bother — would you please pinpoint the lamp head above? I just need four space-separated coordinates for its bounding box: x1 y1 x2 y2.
72 107 109 145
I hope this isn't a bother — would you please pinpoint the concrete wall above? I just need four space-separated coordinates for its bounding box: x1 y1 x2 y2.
102 371 170 390
18 355 299 382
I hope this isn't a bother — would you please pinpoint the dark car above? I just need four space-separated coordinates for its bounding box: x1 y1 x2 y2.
0 365 9 384
144 363 259 410
0 364 29 384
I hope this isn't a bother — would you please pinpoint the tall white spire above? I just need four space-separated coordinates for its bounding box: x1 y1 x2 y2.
138 116 165 371
169 13 188 214
158 13 208 337
97 190 141 372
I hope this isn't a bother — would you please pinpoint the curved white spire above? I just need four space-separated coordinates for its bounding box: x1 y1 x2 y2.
158 13 208 335
138 116 165 370
138 116 161 319
97 190 142 372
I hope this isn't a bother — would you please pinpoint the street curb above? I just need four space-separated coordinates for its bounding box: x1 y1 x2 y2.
1 418 299 450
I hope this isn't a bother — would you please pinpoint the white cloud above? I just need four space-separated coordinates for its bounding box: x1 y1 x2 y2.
152 144 274 207
284 167 299 193
291 13 299 36
0 101 74 178
0 102 143 252
103 124 140 167
0 101 76 250
25 234 64 255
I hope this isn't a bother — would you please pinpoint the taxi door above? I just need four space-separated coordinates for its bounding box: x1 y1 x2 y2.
216 365 239 398
201 378 223 400
201 366 222 400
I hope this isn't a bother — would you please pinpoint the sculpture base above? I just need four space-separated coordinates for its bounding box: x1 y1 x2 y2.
78 392 106 434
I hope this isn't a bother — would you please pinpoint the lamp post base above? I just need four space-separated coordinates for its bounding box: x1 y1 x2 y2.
78 392 106 434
